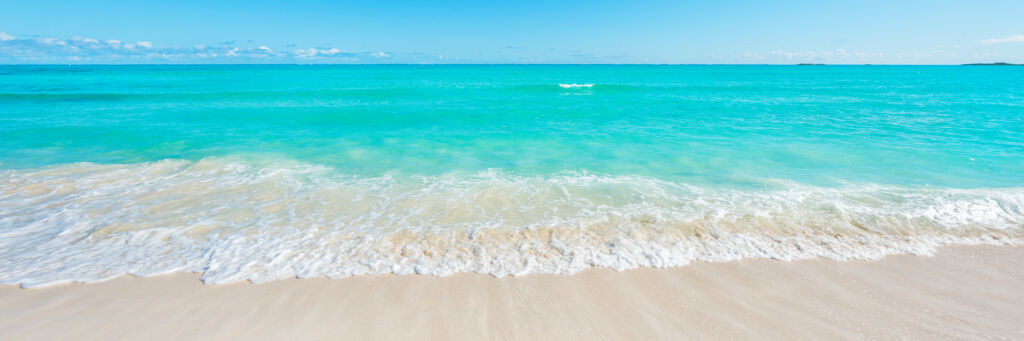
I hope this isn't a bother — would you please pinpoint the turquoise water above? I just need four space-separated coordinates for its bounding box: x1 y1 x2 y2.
4 65 1023 186
2 65 1023 286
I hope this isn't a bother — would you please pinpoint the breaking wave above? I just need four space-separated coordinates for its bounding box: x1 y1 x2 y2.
1 157 1021 287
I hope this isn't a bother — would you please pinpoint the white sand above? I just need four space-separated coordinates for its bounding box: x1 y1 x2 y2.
2 245 1022 340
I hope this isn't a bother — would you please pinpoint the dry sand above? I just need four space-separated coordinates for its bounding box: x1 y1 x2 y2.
2 245 1023 340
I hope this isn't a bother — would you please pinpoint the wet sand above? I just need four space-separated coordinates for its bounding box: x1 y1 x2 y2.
2 245 1022 340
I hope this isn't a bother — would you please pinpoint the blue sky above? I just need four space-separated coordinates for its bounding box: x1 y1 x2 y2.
2 0 1023 64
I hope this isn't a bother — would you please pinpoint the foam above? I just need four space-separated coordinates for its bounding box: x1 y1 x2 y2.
1 157 1022 287
558 83 594 88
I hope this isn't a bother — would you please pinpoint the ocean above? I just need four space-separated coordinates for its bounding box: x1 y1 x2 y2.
1 65 1022 286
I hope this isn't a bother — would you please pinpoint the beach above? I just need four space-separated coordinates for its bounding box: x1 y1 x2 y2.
4 0 1024 338
2 65 1024 339
3 245 1022 340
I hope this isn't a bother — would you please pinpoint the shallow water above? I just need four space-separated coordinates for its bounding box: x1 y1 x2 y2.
1 65 1022 286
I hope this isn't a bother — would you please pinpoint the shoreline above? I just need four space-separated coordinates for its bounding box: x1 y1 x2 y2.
3 245 1023 340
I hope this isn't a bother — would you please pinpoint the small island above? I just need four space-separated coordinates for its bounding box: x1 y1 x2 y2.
963 62 1020 66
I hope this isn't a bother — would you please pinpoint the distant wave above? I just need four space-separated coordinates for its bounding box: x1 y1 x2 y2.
1 157 1022 287
558 83 594 88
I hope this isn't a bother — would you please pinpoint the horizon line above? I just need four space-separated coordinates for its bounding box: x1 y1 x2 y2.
1 63 1019 66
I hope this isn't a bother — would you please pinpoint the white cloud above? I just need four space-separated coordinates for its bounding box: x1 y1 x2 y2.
0 32 400 63
979 34 1024 44
290 47 390 61
294 48 316 58
294 47 343 58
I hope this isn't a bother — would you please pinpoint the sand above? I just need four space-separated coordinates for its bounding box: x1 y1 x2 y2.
2 245 1023 340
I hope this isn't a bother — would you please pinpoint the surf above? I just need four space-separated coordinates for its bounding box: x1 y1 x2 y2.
1 157 1021 287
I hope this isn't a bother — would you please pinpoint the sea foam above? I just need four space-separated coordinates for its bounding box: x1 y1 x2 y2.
1 157 1021 287
558 83 594 88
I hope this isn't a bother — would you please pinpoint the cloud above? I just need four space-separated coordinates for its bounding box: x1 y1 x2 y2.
71 36 100 44
979 34 1024 44
294 47 324 58
1 32 405 63
40 37 64 45
290 47 395 61
0 34 286 62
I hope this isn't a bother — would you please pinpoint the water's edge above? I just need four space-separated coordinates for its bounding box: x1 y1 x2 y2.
3 158 1021 287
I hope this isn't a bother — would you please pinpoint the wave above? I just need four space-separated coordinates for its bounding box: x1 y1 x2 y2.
558 83 594 89
1 157 1022 287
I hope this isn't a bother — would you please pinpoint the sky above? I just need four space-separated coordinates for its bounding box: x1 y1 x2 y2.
1 0 1023 64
